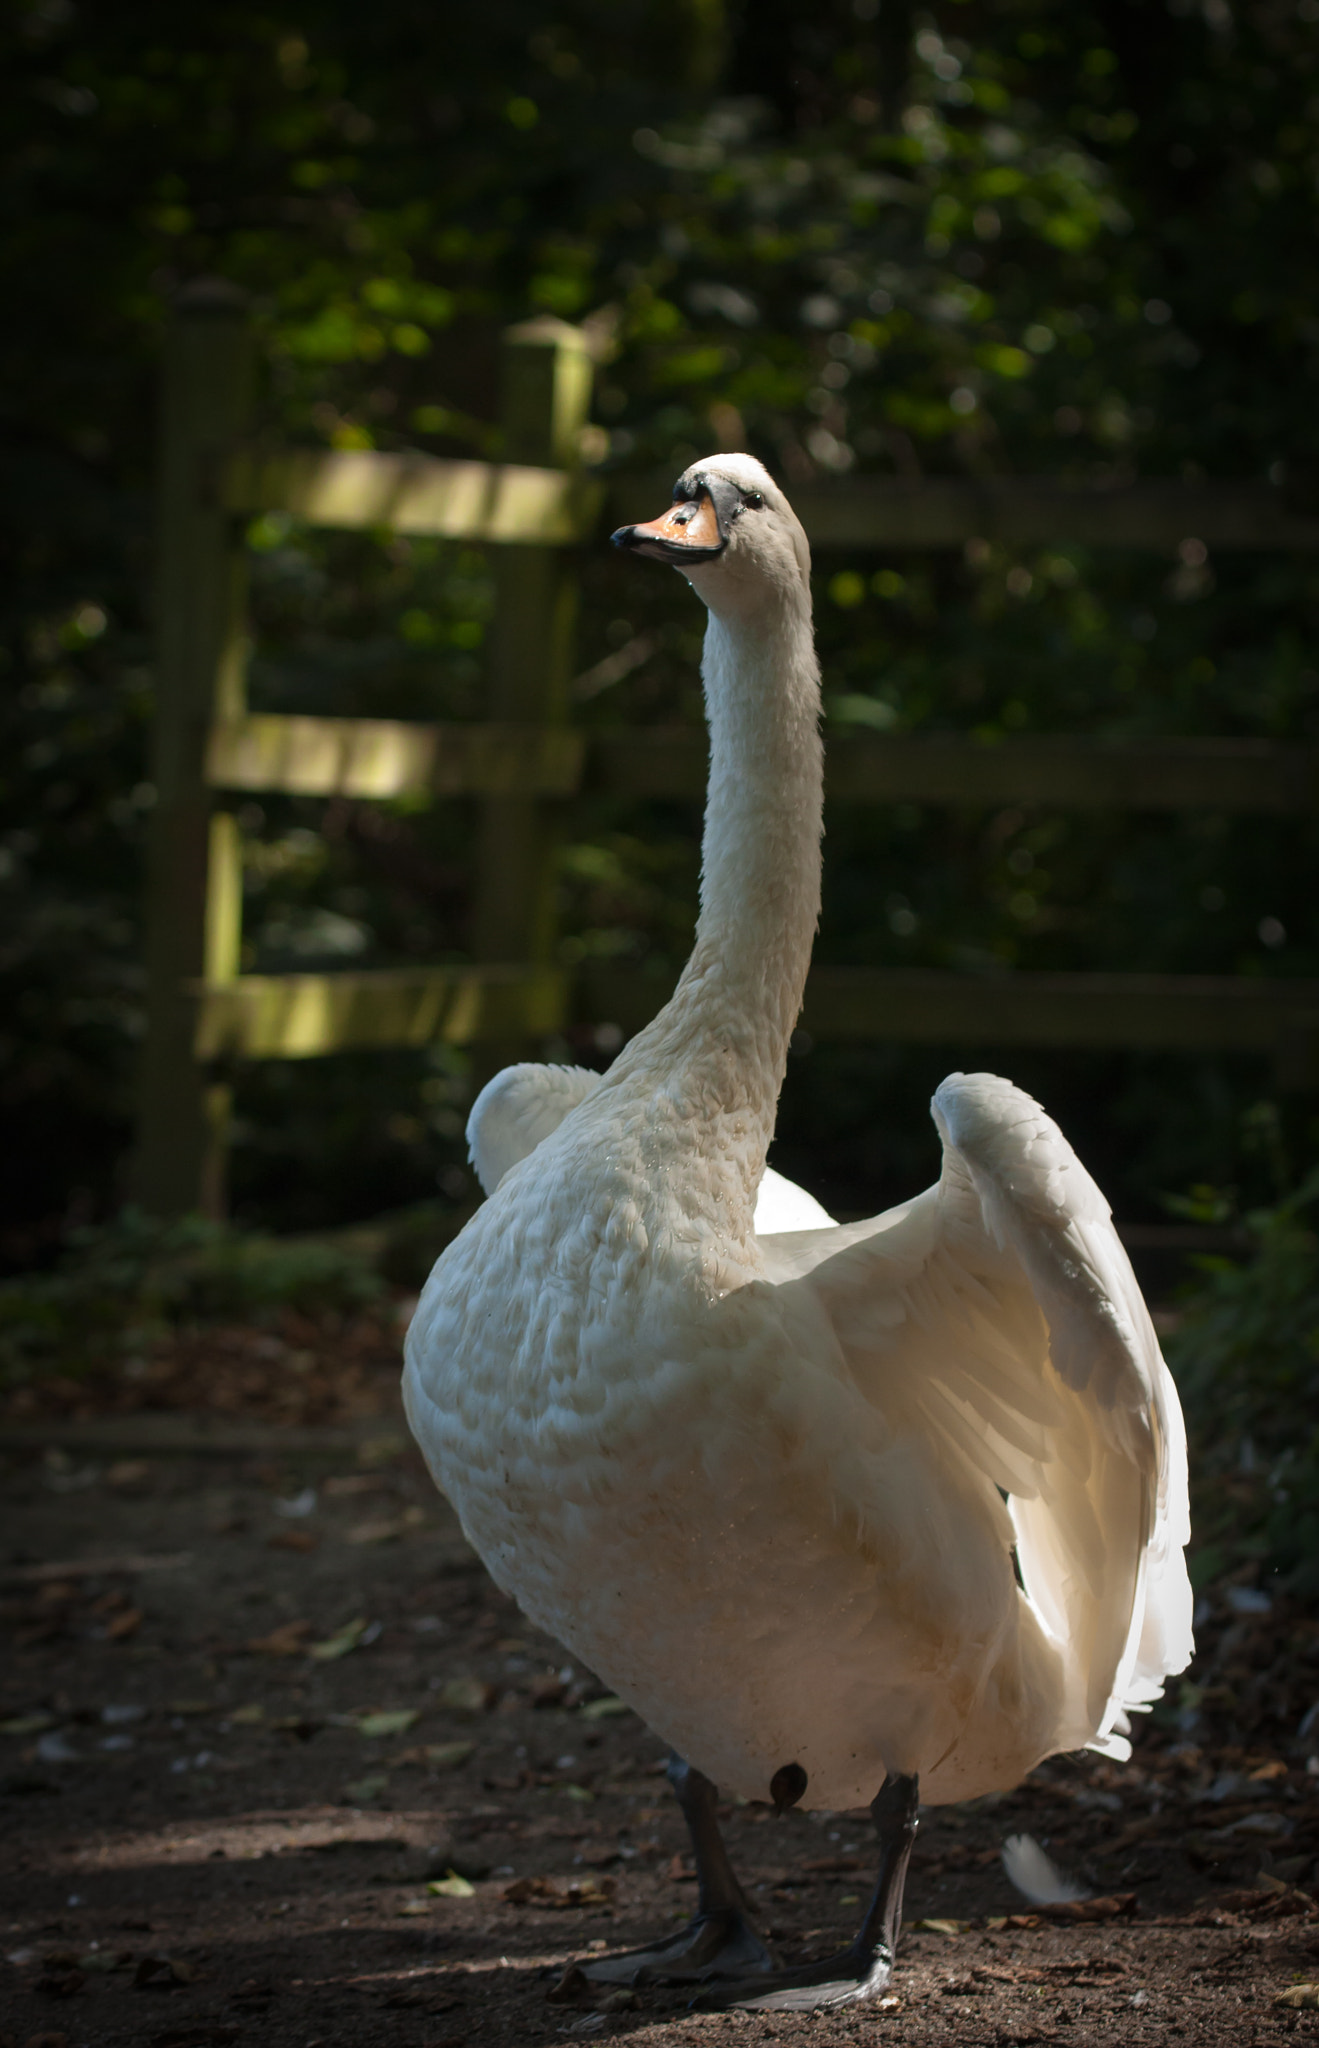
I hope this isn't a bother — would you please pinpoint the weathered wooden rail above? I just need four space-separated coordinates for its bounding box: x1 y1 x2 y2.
130 281 1318 1215
206 718 1319 813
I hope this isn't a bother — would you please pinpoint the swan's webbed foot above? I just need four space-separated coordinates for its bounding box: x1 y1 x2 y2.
694 1770 920 2015
581 1907 774 1986
577 1753 775 1988
696 1934 895 2010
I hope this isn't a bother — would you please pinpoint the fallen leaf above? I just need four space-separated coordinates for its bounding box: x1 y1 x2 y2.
435 1677 492 1715
1275 1984 1319 2009
0 1713 54 1736
342 1772 391 1804
308 1617 369 1662
228 1703 264 1725
913 1918 967 1936
246 1620 313 1657
427 1872 476 1899
356 1709 419 1739
106 1607 143 1642
502 1875 614 1910
397 1898 433 1916
579 1696 630 1720
424 1741 475 1770
347 1518 408 1545
268 1530 318 1554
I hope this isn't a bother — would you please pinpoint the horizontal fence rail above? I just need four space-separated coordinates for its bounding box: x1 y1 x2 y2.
208 715 1319 813
191 961 1319 1077
222 445 1319 553
225 448 604 545
207 715 586 800
195 965 569 1060
612 472 1319 553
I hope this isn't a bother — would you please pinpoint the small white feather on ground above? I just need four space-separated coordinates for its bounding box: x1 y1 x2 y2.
1002 1832 1091 1906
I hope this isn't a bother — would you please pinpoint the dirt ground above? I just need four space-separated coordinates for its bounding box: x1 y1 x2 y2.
3 1308 1319 2048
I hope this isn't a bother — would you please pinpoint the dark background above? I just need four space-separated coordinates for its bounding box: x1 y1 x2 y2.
3 0 1317 1269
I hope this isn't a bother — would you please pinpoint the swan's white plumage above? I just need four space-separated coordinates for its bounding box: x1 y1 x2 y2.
404 451 1192 1816
467 1060 837 1234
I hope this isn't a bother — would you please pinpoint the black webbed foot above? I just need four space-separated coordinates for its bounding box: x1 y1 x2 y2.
581 1907 775 1986
692 1770 920 2015
577 1753 774 1987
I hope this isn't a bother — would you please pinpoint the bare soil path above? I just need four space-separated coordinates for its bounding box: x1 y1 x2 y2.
2 1313 1318 2047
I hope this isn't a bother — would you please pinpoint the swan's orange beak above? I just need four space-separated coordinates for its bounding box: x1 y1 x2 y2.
612 489 727 564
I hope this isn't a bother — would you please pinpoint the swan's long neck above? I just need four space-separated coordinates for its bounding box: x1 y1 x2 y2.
614 578 823 1190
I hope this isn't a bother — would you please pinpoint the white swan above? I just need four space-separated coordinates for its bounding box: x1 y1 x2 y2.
403 455 1193 2010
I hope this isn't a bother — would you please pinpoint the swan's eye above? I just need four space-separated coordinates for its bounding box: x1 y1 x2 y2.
744 491 764 509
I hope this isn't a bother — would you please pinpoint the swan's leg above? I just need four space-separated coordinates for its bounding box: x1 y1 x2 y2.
580 1753 775 1985
699 1770 920 2013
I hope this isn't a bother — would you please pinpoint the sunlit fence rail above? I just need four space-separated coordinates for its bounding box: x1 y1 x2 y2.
131 280 1319 1215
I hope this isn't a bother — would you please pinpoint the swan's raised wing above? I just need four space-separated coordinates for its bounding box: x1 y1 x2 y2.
466 1063 603 1196
762 1071 1193 1759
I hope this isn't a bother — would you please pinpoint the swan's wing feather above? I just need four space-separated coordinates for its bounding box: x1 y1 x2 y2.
754 1165 836 1234
933 1074 1193 1739
764 1071 1193 1758
466 1063 603 1196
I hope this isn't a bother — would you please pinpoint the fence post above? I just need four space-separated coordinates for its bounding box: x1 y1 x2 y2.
471 319 594 1037
130 280 251 1219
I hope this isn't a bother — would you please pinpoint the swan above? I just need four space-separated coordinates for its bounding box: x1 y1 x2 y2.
403 454 1194 2011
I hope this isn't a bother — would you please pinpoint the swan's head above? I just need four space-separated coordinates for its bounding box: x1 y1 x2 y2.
611 453 810 619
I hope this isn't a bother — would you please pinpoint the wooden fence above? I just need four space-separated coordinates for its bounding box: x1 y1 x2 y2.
130 280 1319 1216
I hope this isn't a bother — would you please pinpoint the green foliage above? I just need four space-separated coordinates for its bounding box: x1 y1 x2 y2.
0 1207 384 1387
1168 1174 1319 1592
3 0 1318 1259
